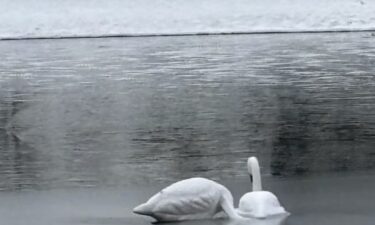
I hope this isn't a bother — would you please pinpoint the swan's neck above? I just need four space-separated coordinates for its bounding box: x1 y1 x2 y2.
248 157 262 191
220 186 242 219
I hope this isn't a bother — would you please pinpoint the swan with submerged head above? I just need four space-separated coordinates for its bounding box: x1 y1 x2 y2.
133 157 288 222
133 177 240 222
237 157 288 219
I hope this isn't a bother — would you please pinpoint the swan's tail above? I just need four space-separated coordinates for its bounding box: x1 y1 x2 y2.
133 203 153 215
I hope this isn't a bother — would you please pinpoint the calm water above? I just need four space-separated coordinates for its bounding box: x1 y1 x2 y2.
1 32 375 225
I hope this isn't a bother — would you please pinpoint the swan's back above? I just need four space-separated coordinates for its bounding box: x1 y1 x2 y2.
237 191 287 219
133 177 231 221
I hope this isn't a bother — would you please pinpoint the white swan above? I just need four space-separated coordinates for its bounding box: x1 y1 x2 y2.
237 157 288 219
133 177 240 222
133 157 289 222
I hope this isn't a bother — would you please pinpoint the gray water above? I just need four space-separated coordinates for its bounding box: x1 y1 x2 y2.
1 32 375 225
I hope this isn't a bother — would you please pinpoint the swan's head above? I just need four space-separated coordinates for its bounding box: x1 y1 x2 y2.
247 157 262 191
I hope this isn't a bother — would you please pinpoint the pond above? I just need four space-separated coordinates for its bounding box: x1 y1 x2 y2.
0 32 375 225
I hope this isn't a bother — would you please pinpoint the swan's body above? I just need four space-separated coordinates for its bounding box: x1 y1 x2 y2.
237 191 286 218
237 157 288 219
133 177 239 222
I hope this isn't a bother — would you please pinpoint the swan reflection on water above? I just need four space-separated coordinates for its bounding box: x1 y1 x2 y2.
162 214 289 225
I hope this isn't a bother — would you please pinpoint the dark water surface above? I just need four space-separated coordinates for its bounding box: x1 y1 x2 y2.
1 32 375 225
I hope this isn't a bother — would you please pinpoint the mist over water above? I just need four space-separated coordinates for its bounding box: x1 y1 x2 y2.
1 33 375 225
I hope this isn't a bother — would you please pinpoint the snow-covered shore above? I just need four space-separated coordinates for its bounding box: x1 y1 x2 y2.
1 0 375 39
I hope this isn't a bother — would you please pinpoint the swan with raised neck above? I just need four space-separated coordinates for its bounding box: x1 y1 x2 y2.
237 156 288 219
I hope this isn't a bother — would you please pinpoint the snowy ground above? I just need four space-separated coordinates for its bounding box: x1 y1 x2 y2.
1 0 375 39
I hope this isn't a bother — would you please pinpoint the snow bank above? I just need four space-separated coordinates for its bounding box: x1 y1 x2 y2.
1 0 375 39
